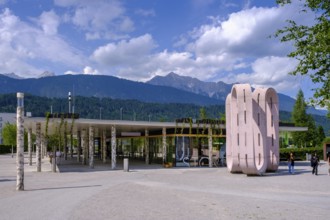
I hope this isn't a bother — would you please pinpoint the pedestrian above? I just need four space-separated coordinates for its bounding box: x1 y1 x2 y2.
56 149 62 165
288 152 295 174
310 152 319 175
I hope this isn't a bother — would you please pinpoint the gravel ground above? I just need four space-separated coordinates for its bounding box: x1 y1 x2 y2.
0 154 329 220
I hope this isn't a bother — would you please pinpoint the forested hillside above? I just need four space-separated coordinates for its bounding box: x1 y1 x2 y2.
0 93 329 134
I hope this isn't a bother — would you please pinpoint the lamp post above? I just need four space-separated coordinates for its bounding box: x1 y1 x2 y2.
16 92 24 191
68 91 72 114
120 107 123 120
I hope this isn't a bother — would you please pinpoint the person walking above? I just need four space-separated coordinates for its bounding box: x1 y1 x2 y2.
288 152 295 174
56 149 62 165
311 152 319 175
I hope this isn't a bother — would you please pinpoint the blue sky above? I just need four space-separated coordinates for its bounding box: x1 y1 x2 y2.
0 0 318 99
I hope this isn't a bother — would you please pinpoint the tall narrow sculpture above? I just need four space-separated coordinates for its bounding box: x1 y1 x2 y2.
16 92 24 190
226 84 279 175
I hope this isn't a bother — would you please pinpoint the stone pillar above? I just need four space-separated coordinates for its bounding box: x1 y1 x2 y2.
41 134 44 159
145 129 149 165
16 92 24 191
81 129 87 165
208 127 213 168
36 122 41 172
89 126 94 169
77 130 81 162
28 128 32 166
162 127 166 164
102 130 107 163
70 133 73 158
111 125 116 169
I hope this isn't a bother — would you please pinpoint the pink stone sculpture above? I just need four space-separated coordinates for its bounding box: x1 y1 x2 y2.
226 84 279 175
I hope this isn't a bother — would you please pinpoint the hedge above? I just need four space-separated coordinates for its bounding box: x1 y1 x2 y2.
0 145 17 154
280 147 323 161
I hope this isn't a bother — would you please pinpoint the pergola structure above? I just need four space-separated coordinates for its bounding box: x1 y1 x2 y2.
23 116 227 171
23 116 307 172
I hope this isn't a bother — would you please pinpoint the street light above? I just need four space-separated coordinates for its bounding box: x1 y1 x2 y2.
68 91 72 114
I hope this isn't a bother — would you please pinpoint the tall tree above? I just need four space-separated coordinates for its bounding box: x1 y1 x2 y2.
291 90 322 147
291 90 309 147
275 0 330 112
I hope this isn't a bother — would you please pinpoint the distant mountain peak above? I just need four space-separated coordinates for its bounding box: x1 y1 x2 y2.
38 71 55 78
1 72 24 79
147 72 232 101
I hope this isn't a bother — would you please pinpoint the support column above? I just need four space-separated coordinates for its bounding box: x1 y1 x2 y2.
145 129 149 165
16 92 24 191
77 130 81 162
28 128 32 166
102 130 107 163
64 123 68 160
111 125 116 169
162 127 166 164
70 133 73 158
89 126 94 169
36 122 41 172
41 134 44 159
208 127 213 168
81 129 87 165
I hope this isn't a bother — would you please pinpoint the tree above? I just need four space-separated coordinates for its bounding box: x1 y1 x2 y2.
275 0 330 111
291 90 323 147
291 90 309 147
2 122 16 146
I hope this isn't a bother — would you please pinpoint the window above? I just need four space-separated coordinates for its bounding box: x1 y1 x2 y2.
258 133 260 146
237 133 240 146
237 114 239 126
244 111 246 124
257 113 260 126
272 134 274 146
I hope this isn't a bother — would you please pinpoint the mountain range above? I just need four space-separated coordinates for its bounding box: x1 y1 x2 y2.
0 72 326 116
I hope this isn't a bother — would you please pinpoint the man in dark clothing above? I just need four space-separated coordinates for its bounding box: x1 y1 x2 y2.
311 153 319 175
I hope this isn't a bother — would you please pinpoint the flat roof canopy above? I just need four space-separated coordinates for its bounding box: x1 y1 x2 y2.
24 117 307 138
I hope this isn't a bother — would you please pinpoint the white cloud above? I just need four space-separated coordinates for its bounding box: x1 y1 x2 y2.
83 66 98 75
38 10 60 35
0 8 85 77
89 2 315 96
55 0 134 40
92 34 157 66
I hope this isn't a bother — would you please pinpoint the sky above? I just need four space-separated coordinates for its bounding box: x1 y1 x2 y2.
0 0 319 99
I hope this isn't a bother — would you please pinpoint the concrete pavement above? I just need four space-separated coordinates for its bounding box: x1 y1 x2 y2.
0 154 329 220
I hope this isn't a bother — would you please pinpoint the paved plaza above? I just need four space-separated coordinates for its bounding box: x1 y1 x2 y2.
0 154 329 220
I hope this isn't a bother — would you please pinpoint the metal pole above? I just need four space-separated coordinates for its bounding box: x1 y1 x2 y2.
68 91 71 114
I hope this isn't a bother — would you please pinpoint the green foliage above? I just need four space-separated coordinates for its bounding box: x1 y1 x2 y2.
280 146 323 160
0 93 329 135
275 0 330 111
0 145 16 154
291 90 325 147
2 122 16 146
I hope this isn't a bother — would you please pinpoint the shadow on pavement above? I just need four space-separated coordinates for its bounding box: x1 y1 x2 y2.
26 184 102 191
